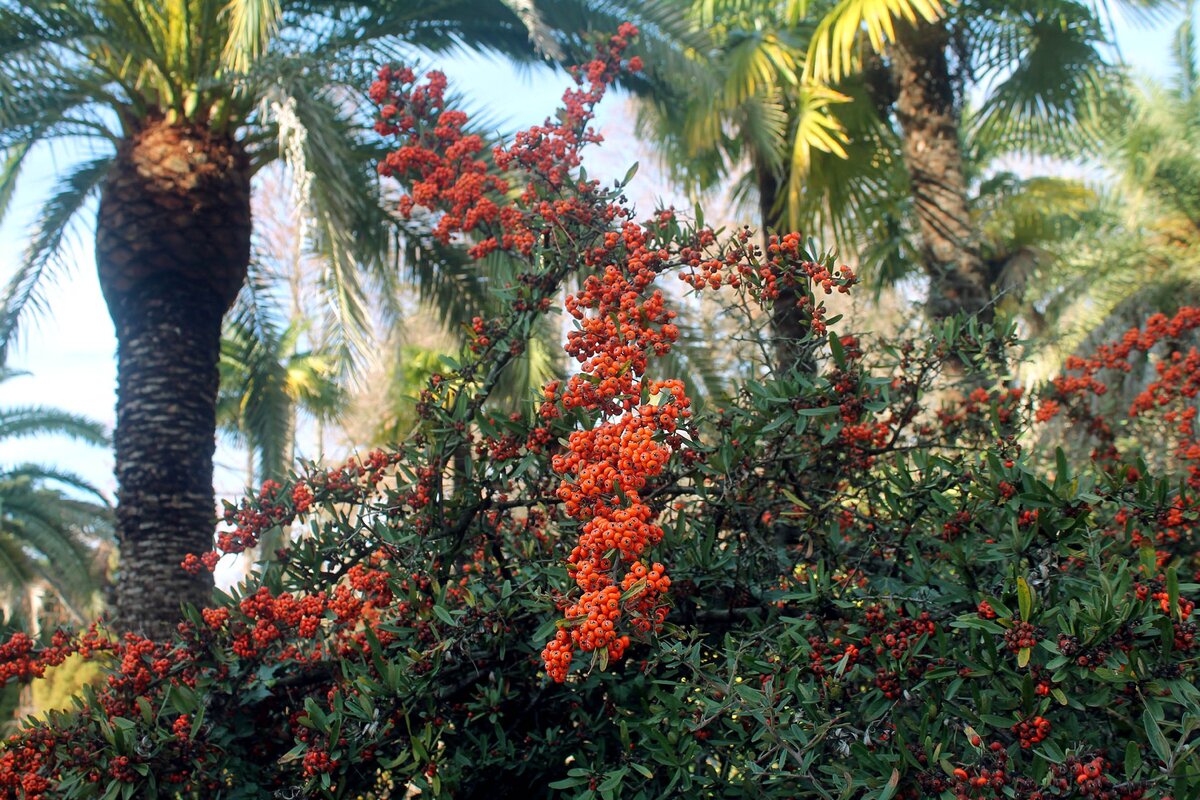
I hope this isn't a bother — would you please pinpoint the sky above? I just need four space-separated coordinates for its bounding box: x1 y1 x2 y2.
0 8 1191 507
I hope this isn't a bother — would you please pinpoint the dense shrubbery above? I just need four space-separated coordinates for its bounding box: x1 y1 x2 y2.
2 28 1199 800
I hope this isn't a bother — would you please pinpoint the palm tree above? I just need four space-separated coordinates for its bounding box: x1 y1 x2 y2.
0 0 696 638
0 371 112 630
641 0 1161 328
637 1 876 369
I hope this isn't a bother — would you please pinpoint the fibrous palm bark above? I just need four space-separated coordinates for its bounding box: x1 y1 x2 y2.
890 20 991 323
96 122 251 637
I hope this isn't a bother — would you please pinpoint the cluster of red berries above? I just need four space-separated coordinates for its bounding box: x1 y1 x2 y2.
939 740 1009 799
679 231 856 336
1012 715 1051 749
1004 621 1041 653
182 450 402 573
538 212 693 676
1045 306 1200 497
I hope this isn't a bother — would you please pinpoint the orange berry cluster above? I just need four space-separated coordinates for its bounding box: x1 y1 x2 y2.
538 225 694 681
372 25 642 262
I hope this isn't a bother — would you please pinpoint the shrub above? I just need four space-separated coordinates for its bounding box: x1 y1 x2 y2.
1 27 1198 800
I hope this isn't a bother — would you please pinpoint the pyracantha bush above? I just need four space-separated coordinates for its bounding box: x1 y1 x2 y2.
2 25 1199 800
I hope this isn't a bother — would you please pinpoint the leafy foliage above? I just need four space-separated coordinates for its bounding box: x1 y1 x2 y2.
0 373 111 629
1 31 1199 800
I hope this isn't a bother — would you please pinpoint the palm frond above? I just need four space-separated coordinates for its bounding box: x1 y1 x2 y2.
0 156 111 364
967 0 1110 156
0 488 103 610
0 141 30 225
781 82 852 226
0 464 109 503
0 406 109 447
222 281 294 483
222 0 283 73
806 0 946 83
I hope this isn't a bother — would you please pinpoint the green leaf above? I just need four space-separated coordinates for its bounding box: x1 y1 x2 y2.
1017 647 1031 668
1142 708 1171 765
622 161 640 186
549 776 589 790
1017 577 1033 621
829 333 846 368
598 767 628 794
1125 740 1142 780
1166 567 1180 620
136 696 153 724
877 769 899 800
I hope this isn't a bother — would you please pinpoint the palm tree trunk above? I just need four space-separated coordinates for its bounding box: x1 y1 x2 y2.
890 20 992 323
758 168 816 374
96 120 251 639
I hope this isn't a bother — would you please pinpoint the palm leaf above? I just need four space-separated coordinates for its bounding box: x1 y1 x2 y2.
0 156 112 363
0 141 30 225
968 0 1110 156
805 0 946 83
0 406 109 446
1 464 110 503
222 0 283 73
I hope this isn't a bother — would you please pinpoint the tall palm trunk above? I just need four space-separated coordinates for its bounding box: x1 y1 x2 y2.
96 120 251 639
758 167 815 374
890 20 992 323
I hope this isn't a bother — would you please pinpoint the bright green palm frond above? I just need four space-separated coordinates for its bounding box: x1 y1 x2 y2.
723 30 800 104
781 82 852 228
767 76 910 285
222 0 283 73
0 156 111 364
806 0 946 83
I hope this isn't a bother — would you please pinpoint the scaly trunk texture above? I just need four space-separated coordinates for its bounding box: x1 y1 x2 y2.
890 20 992 323
758 167 815 374
96 120 251 639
